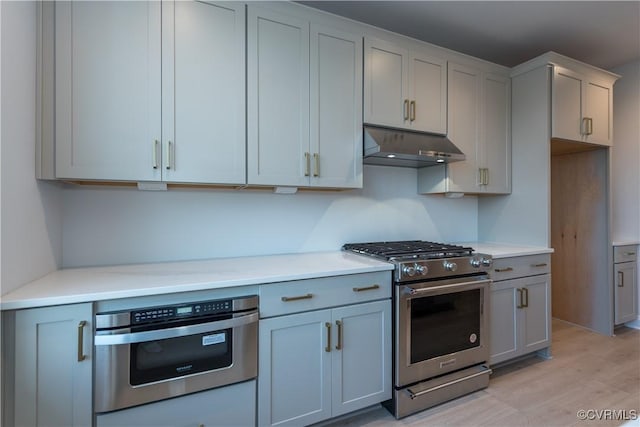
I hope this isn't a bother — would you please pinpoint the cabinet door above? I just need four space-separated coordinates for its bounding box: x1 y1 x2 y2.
161 1 246 184
258 311 331 427
363 37 408 129
331 300 391 417
521 275 551 353
615 262 638 324
481 73 511 194
310 24 362 189
489 281 519 365
408 52 447 134
583 79 612 146
446 62 481 193
247 7 310 187
55 2 161 181
552 66 583 142
14 303 93 427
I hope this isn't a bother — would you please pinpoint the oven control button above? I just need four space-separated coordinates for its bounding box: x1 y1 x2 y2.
481 257 493 267
470 258 482 268
443 261 458 272
402 265 416 277
415 264 428 275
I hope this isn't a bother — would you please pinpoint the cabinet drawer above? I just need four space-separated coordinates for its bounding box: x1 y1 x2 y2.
259 271 391 318
614 245 638 263
490 254 551 281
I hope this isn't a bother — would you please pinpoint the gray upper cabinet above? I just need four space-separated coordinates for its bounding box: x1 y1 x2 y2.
247 5 363 188
44 1 247 184
364 37 447 135
418 63 511 195
552 65 616 146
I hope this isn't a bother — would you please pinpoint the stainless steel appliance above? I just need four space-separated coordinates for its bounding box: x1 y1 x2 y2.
94 295 258 413
343 241 493 419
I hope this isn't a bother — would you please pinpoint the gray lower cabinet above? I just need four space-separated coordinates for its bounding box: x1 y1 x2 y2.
3 303 93 427
96 380 256 427
258 273 391 427
614 245 638 325
490 255 552 365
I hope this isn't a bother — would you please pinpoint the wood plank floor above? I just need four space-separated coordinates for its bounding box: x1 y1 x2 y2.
328 319 640 427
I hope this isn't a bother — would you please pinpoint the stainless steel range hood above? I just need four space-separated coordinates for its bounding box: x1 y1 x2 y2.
363 125 465 168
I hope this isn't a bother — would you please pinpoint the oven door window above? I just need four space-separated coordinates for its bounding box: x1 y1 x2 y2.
410 289 481 363
130 328 232 386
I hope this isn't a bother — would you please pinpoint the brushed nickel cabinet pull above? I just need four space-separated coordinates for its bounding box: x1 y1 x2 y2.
495 267 514 273
625 252 636 256
403 99 409 121
410 100 416 122
587 117 593 135
353 284 380 292
304 152 310 177
522 287 529 308
325 322 332 352
313 153 319 177
516 288 523 309
478 168 484 185
532 263 548 267
77 320 87 362
281 293 313 302
153 140 159 169
582 117 593 135
618 271 624 287
335 320 343 350
483 168 489 185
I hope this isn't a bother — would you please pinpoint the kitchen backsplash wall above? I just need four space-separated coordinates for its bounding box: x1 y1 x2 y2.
61 165 478 267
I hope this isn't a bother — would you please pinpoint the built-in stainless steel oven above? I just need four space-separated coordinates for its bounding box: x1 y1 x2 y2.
343 241 493 419
94 295 258 413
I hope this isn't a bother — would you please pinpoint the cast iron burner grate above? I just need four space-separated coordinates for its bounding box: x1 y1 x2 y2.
342 240 473 260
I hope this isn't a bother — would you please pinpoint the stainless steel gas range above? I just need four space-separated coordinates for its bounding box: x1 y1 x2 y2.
343 240 493 419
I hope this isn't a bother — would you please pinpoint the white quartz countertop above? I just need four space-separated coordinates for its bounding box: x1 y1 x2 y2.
459 242 554 258
0 251 393 311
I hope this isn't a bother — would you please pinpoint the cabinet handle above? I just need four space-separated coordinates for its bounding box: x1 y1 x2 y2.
582 117 593 135
410 100 416 122
77 320 87 362
166 141 173 170
352 284 380 292
484 168 489 185
325 322 332 352
478 168 483 185
618 271 624 287
625 252 636 256
313 153 320 177
335 320 343 350
532 263 548 268
304 152 310 177
495 267 514 273
153 140 159 169
281 293 313 302
516 288 523 309
522 287 529 308
403 99 409 121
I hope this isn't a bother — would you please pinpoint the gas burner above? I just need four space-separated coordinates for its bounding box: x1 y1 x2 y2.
342 240 474 261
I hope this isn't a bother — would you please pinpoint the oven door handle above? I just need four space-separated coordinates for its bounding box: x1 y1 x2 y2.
403 278 491 297
94 311 259 345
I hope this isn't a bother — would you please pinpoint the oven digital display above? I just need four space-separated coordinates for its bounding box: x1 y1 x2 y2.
176 306 193 315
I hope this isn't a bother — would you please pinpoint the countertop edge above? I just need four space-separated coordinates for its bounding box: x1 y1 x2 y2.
0 252 394 312
458 242 554 259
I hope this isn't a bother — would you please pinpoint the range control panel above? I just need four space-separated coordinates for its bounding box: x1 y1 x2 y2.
132 299 232 324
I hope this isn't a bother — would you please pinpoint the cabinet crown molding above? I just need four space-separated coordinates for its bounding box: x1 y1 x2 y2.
510 51 621 83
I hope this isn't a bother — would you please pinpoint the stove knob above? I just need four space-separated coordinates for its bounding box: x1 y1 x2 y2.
402 265 416 277
470 258 482 268
415 263 428 275
443 261 458 272
481 257 493 267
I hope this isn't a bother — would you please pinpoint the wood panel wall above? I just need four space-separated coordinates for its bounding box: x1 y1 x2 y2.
551 142 609 333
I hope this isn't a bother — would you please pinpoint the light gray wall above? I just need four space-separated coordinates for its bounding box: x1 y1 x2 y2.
61 166 478 267
611 60 640 243
1 1 62 294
